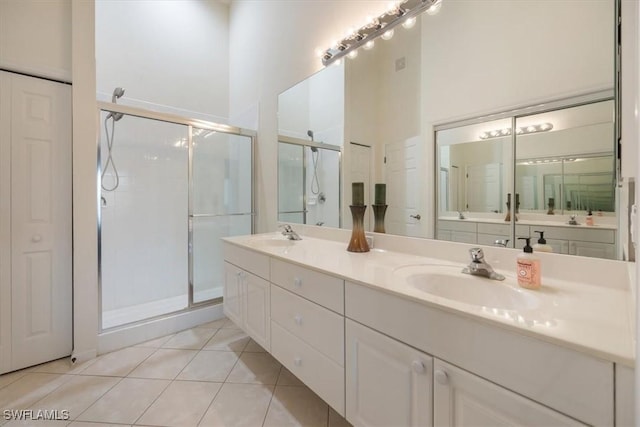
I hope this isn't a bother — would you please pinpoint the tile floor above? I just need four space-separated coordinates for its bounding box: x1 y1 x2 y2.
0 318 352 427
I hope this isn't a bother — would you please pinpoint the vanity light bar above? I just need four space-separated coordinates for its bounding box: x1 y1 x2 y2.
479 123 554 140
321 0 441 66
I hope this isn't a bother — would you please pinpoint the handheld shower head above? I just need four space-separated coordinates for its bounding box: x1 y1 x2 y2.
111 87 125 103
108 87 125 121
307 130 314 141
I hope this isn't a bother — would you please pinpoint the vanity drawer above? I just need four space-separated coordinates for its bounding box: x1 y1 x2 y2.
437 220 476 233
270 258 344 314
345 281 613 426
477 223 510 235
271 321 345 415
223 242 270 280
271 284 344 365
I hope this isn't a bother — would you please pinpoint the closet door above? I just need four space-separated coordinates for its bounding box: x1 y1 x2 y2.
0 73 11 373
8 72 72 371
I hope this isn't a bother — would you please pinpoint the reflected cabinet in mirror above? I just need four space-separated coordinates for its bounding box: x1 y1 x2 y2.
278 0 621 259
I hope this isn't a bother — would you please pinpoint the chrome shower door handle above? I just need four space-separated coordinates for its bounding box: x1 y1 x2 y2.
410 214 421 220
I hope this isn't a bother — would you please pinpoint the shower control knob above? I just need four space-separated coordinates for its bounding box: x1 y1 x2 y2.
31 234 42 243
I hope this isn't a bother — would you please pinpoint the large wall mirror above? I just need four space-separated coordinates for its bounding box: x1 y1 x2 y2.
278 0 625 260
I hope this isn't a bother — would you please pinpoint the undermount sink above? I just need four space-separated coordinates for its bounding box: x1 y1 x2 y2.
247 234 297 248
395 265 540 310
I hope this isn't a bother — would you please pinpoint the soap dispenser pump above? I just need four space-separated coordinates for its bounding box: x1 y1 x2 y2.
533 231 553 253
516 237 541 290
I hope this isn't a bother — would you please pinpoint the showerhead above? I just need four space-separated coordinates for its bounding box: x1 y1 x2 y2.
307 130 314 141
111 87 125 103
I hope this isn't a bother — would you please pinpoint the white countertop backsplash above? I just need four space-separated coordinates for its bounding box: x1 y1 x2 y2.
224 224 635 366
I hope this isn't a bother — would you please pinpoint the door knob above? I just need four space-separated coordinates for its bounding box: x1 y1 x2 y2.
31 234 42 243
410 214 421 220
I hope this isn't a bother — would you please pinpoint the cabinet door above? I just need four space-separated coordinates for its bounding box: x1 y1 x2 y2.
433 359 586 426
243 271 270 350
346 319 432 427
223 262 243 327
569 241 616 259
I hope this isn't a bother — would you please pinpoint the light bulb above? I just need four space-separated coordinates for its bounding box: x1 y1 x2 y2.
382 29 395 40
479 132 489 139
334 58 343 66
347 50 359 59
426 0 442 15
363 40 375 50
527 126 536 132
314 48 324 58
402 16 417 29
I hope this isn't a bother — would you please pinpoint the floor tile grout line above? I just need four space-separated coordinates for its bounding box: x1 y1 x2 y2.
260 368 282 427
194 371 226 427
130 376 175 427
70 375 127 423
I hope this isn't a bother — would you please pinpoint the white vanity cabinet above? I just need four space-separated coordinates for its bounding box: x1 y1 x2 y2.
345 281 614 426
346 319 433 427
433 360 586 426
269 258 346 415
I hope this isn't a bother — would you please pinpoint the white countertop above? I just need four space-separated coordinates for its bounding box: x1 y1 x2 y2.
438 216 618 230
224 231 634 366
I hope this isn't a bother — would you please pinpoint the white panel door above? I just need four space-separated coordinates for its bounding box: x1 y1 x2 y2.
0 72 11 373
242 271 270 350
466 163 502 213
223 262 243 327
8 72 72 372
346 319 432 427
385 137 425 238
433 359 586 427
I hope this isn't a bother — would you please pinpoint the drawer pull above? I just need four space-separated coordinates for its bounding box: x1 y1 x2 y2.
294 357 302 367
294 277 302 287
412 360 425 374
435 369 449 385
294 315 303 325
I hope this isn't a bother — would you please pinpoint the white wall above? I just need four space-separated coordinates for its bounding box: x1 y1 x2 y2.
95 0 230 121
0 0 72 82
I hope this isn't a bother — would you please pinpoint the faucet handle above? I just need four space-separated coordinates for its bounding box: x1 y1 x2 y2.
469 248 485 262
278 224 293 232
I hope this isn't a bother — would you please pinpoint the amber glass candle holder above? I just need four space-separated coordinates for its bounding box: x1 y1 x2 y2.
347 205 370 252
372 204 388 233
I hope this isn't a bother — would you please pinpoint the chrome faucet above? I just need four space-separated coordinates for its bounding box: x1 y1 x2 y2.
279 224 302 240
462 248 505 281
457 211 466 220
494 239 509 247
568 214 579 225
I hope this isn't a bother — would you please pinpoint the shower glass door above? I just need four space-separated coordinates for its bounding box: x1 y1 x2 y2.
191 129 253 304
99 107 255 330
100 113 189 329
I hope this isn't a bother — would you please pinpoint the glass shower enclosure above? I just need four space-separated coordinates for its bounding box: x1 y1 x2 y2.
99 105 254 330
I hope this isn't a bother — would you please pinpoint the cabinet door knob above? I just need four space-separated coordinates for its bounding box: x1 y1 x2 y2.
294 357 302 367
294 315 303 325
435 369 449 385
294 277 302 287
411 360 425 374
31 234 42 243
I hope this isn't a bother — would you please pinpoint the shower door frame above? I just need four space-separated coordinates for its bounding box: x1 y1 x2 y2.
97 101 256 332
277 135 343 227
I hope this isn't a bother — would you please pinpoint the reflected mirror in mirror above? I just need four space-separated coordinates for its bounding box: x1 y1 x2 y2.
277 0 618 258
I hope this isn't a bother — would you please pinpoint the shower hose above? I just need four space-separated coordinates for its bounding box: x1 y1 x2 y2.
101 114 120 192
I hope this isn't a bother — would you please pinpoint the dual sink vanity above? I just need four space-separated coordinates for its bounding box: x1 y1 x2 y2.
223 227 634 426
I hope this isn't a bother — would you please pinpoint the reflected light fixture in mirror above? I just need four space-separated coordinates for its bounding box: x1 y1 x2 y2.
478 123 553 140
321 0 441 66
